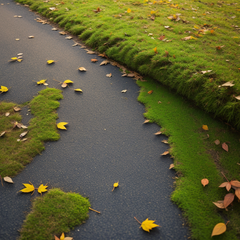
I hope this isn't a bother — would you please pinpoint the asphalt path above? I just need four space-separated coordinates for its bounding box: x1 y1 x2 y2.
0 1 190 239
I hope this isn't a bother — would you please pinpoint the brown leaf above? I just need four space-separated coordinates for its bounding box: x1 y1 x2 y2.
169 164 174 169
154 131 162 135
222 142 228 152
91 59 98 62
5 112 10 116
212 201 225 209
158 35 165 41
201 178 209 187
98 53 107 58
3 176 14 183
61 82 68 88
235 96 240 100
223 193 234 208
87 50 95 54
230 180 240 188
127 73 135 78
219 182 228 188
20 131 28 138
54 236 60 240
226 182 232 191
214 139 220 145
0 131 6 137
143 119 150 124
13 107 21 112
161 151 169 156
59 31 67 35
78 67 87 71
106 73 112 77
100 60 109 66
235 188 240 200
202 125 208 130
162 140 168 144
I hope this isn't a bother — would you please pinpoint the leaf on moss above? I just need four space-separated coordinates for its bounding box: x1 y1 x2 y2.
13 107 21 112
230 180 240 188
222 142 228 152
223 193 234 208
214 139 220 145
127 8 131 13
235 96 240 100
148 90 153 94
153 47 158 53
235 188 240 200
211 223 227 237
0 131 6 137
182 36 197 40
219 81 234 87
201 178 209 187
141 218 160 232
213 201 225 209
202 125 208 130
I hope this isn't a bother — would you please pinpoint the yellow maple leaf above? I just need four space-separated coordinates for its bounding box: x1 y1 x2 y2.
74 88 83 92
38 184 48 194
20 183 35 193
63 80 74 84
10 57 18 61
57 122 68 130
0 86 9 93
47 60 55 64
37 79 47 85
127 8 131 13
202 125 209 130
141 218 160 232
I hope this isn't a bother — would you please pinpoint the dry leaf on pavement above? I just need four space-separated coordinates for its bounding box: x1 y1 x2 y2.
3 176 14 183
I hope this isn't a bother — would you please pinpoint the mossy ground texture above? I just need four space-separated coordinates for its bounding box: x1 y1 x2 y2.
0 88 63 177
16 0 240 129
19 188 90 240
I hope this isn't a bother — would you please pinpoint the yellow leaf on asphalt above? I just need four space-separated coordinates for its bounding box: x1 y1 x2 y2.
141 218 160 232
57 122 68 130
64 80 74 84
0 86 8 93
75 89 83 92
37 79 47 85
20 183 35 193
202 125 209 130
112 181 119 191
38 184 48 194
211 223 227 237
47 60 55 64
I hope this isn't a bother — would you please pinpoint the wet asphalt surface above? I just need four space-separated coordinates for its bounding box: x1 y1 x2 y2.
0 1 190 239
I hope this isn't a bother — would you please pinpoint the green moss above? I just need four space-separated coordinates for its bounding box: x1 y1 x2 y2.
20 188 90 240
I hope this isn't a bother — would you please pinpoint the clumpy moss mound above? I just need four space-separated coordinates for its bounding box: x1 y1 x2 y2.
20 188 90 240
0 88 63 177
15 0 240 129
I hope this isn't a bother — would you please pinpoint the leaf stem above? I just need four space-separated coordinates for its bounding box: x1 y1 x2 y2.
221 172 229 182
0 175 3 186
134 217 142 225
89 207 101 214
226 221 230 226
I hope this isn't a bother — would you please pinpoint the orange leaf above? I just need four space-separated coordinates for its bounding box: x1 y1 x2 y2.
230 180 240 188
235 188 240 200
161 151 169 156
201 178 209 187
223 193 234 208
91 59 98 62
202 125 209 130
222 142 228 152
148 90 153 94
219 182 228 188
211 223 227 237
54 236 60 240
226 182 232 191
153 47 158 53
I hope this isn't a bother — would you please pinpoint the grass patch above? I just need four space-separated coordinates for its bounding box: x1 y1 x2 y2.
19 188 90 240
15 0 240 129
137 78 240 239
0 88 63 177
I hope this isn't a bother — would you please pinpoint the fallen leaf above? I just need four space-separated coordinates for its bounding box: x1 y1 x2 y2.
201 178 209 187
100 60 109 66
54 236 60 240
87 50 95 54
230 180 240 188
74 89 83 92
0 86 8 93
47 60 55 65
3 176 14 183
158 35 165 41
5 112 10 116
28 36 34 39
143 119 150 124
153 47 158 53
59 31 66 35
127 8 131 13
52 28 58 31
37 79 47 85
223 193 234 208
216 45 224 50
57 122 68 130
148 90 153 94
78 67 87 71
235 188 240 200
121 89 127 93
38 184 48 194
64 238 73 240
219 182 231 191
222 142 228 152
213 201 225 209
154 131 162 135
91 59 98 62
20 183 35 193
60 233 65 240
61 82 68 88
161 151 169 156
162 140 168 144
64 80 73 84
202 125 209 130
112 181 119 191
182 36 197 40
219 81 234 87
211 223 227 237
214 139 220 145
106 73 112 77
201 70 212 74
65 36 72 39
169 164 174 169
141 218 160 232
235 96 240 100
20 131 28 138
13 107 21 112
0 131 6 137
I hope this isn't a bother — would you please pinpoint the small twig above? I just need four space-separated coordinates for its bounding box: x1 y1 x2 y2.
89 207 101 214
221 172 229 182
134 217 141 225
226 221 230 226
52 78 61 84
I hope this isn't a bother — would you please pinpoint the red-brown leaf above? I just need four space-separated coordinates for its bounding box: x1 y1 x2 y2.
201 178 209 187
219 182 228 188
223 193 234 208
222 142 228 152
230 180 240 188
